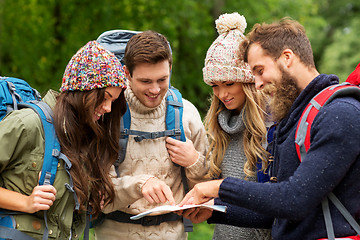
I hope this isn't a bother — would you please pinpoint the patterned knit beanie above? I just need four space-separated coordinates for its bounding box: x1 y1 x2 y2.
203 12 254 85
60 41 127 92
346 62 360 85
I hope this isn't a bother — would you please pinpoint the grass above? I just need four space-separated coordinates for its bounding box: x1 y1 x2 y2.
81 222 214 239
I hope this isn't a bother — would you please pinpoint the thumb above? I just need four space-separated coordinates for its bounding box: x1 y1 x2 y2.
178 190 194 207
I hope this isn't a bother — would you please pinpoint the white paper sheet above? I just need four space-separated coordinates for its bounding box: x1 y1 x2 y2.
130 204 227 220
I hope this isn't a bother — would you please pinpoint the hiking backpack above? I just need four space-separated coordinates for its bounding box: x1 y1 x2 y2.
0 77 79 240
294 80 360 240
97 29 187 176
0 76 41 120
96 30 192 232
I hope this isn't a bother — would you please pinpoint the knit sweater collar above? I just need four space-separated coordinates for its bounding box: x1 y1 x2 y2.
124 86 166 118
218 108 245 135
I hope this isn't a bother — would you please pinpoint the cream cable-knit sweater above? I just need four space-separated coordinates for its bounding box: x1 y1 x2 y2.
95 87 208 240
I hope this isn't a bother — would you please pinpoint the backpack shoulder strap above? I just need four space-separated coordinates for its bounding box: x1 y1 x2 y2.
295 83 360 238
295 82 360 162
18 101 60 186
18 101 80 240
165 87 192 230
115 103 131 177
115 88 187 174
165 87 186 142
19 101 79 205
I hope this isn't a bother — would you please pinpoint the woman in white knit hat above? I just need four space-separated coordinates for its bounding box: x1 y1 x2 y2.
201 12 272 240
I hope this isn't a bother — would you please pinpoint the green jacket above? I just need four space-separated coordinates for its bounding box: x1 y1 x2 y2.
0 90 86 239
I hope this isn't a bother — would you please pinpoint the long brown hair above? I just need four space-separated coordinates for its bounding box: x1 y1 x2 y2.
53 88 126 217
204 83 268 179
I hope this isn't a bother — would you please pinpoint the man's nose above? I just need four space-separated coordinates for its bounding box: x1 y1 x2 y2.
255 77 264 90
149 83 160 94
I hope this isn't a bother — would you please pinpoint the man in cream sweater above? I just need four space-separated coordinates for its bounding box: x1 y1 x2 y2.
94 30 208 240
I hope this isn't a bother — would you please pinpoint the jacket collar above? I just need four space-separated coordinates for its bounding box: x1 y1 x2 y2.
276 74 339 141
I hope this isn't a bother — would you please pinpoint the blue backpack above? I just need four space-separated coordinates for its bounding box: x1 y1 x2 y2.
115 86 186 176
0 76 41 120
97 30 187 182
0 77 79 240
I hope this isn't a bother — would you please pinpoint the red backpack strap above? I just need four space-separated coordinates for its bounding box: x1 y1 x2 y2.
295 82 360 162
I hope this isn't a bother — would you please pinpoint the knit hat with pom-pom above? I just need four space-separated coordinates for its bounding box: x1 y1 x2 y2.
203 12 254 85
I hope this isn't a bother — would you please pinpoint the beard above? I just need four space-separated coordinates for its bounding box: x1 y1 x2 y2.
263 67 301 122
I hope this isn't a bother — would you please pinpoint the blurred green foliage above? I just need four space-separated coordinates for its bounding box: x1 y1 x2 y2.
188 222 215 240
1 0 359 117
80 222 214 240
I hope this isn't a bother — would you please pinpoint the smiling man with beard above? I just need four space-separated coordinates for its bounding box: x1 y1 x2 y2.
178 17 360 240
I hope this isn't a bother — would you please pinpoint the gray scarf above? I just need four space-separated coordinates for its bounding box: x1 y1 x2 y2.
217 109 255 181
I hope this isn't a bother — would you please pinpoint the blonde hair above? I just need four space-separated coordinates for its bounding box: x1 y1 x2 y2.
204 83 268 179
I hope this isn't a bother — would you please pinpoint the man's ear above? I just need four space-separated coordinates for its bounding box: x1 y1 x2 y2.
123 65 131 81
280 49 295 68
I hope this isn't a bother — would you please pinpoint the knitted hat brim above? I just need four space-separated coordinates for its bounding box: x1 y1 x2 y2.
203 65 255 85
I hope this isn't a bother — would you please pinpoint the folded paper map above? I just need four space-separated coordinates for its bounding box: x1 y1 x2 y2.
130 204 227 220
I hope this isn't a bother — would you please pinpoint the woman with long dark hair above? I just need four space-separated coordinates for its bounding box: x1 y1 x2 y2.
0 40 127 239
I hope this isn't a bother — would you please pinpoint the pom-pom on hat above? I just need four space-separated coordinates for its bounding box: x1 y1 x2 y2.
346 62 360 86
203 12 254 85
60 40 127 92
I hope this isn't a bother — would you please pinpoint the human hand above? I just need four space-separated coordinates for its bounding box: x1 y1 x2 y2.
93 191 105 210
26 185 57 213
181 199 214 224
178 180 223 206
184 207 213 224
166 137 199 167
141 177 175 205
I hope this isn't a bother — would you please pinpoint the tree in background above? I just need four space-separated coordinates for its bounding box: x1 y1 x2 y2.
1 0 359 116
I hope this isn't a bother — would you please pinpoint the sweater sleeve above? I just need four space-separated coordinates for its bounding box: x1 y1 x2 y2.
219 98 360 220
102 166 153 213
181 99 209 188
0 114 24 172
0 109 40 173
208 198 274 229
0 109 44 198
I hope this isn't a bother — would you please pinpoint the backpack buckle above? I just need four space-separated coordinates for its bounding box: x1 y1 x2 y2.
150 132 159 139
121 129 129 136
140 216 161 226
270 177 277 183
174 129 181 136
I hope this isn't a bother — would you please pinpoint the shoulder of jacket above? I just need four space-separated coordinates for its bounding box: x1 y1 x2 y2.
324 96 360 112
3 108 42 129
182 99 202 118
182 98 199 112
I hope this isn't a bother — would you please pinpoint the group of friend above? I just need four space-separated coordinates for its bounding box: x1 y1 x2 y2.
0 12 359 240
